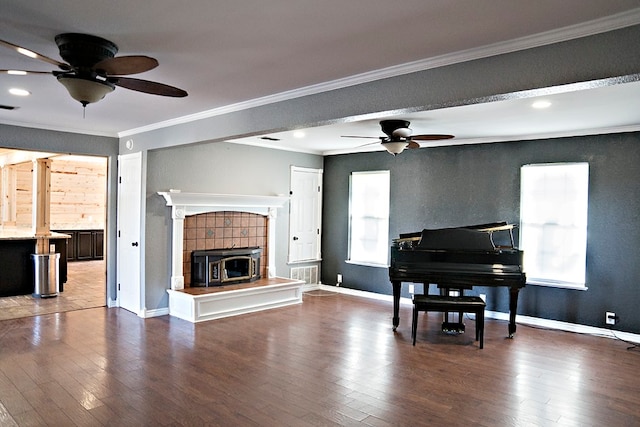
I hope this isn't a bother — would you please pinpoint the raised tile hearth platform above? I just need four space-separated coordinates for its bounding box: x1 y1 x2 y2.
167 277 304 323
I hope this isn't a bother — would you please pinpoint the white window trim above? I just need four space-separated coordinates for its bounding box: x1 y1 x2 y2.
347 170 390 267
345 259 389 268
519 162 589 290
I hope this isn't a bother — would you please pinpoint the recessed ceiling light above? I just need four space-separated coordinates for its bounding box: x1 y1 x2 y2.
293 130 306 138
9 88 31 96
532 100 552 109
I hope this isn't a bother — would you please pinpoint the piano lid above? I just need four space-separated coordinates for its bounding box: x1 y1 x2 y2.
395 222 517 251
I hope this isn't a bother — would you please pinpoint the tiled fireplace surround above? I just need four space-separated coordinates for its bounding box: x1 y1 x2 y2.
182 211 268 287
158 191 289 291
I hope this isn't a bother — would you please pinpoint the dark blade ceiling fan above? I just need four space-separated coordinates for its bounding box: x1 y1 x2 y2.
0 33 187 109
342 119 454 155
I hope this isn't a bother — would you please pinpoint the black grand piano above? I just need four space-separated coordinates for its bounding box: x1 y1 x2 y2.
389 222 526 337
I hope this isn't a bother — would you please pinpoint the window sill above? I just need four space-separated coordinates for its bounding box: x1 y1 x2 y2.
527 279 588 290
345 260 389 268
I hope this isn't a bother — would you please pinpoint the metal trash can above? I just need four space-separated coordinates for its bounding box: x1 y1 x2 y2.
32 253 60 298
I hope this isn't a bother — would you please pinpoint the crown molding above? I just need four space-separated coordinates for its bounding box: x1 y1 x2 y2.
0 118 117 138
119 9 640 138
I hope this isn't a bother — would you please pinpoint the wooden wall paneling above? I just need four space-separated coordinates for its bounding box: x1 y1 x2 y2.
15 162 32 228
49 158 106 230
1 165 18 226
7 157 107 230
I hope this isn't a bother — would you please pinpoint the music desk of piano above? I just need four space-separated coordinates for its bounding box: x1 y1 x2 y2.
389 223 526 337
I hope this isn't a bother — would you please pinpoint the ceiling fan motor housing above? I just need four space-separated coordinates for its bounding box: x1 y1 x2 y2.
380 120 411 139
55 33 118 69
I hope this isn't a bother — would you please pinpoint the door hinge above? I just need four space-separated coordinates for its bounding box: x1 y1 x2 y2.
118 283 121 291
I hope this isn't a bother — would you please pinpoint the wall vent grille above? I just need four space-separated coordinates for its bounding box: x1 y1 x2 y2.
290 265 318 284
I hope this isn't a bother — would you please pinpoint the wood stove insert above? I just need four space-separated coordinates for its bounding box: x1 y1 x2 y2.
191 247 262 287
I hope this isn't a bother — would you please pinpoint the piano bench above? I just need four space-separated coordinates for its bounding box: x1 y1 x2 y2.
412 295 486 349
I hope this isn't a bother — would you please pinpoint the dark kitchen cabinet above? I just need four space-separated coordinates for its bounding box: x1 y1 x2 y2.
77 231 94 260
0 236 68 297
54 229 104 261
94 231 104 259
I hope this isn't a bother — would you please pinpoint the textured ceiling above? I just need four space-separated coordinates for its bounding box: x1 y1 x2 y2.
1 1 640 154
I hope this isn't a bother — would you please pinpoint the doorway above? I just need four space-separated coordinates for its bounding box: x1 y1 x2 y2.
0 149 108 320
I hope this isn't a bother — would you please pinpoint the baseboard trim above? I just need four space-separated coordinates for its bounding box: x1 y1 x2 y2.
315 284 640 344
143 307 170 318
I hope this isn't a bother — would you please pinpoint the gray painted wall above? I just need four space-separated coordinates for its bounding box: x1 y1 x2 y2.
321 132 640 334
0 123 119 302
123 25 640 153
144 141 323 309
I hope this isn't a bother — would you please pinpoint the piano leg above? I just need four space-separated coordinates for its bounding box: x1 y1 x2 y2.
508 287 520 338
392 281 401 331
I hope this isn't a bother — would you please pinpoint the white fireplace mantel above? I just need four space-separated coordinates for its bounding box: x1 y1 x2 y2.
158 191 289 216
158 191 289 290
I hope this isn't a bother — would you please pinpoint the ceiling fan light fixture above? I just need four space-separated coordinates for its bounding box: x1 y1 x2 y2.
57 75 115 106
392 127 412 138
381 140 408 156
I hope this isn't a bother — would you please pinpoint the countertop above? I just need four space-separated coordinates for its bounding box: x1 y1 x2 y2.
0 228 71 241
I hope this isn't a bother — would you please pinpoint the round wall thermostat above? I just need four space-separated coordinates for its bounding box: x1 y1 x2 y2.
125 139 134 150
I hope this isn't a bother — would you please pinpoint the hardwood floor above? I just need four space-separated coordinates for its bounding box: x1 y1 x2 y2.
0 289 638 426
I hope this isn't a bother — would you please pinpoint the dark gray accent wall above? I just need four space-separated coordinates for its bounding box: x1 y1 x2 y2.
321 132 640 334
144 141 323 309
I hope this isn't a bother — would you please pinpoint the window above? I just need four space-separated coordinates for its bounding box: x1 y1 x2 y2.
348 170 390 266
519 163 589 289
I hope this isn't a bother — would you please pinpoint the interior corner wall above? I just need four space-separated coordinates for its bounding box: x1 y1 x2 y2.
321 132 640 335
143 141 322 310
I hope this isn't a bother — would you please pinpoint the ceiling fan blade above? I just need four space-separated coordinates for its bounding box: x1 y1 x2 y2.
412 134 455 141
357 141 384 148
94 56 158 76
407 140 421 149
0 69 52 75
110 76 187 97
341 135 381 139
0 39 70 70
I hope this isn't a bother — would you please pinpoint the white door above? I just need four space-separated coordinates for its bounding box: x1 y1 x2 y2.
289 166 323 263
117 152 142 315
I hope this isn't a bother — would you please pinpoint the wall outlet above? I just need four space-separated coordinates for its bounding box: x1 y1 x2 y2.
606 311 617 325
336 273 342 286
